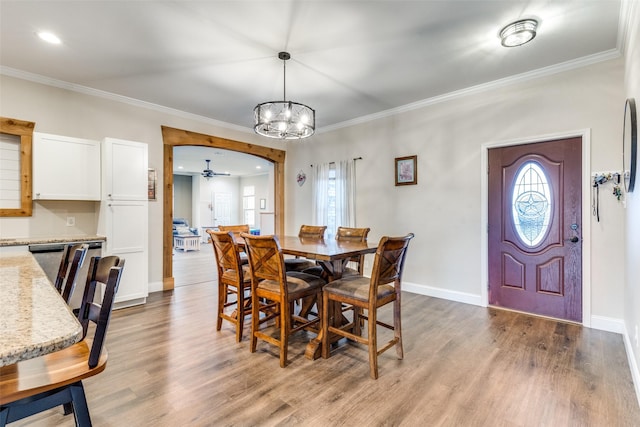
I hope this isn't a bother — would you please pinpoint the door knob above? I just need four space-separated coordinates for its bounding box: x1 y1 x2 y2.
565 236 579 243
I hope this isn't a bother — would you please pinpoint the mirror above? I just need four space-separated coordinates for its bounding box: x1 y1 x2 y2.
0 117 35 216
623 98 637 193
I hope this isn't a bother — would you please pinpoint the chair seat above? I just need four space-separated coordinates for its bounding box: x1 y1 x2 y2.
0 339 107 406
302 265 359 278
221 265 251 285
324 275 396 302
258 271 325 297
284 258 316 272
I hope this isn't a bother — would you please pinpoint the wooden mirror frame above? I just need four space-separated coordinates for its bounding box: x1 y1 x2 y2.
0 117 34 216
161 126 286 290
623 98 637 193
622 98 638 193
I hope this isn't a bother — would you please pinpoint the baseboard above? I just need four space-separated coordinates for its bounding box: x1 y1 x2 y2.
148 280 164 293
622 325 640 408
590 315 626 334
403 281 483 306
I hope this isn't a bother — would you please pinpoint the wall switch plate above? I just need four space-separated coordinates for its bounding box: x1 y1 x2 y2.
66 216 75 227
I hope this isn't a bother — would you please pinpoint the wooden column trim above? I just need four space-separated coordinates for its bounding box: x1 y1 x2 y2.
161 126 286 290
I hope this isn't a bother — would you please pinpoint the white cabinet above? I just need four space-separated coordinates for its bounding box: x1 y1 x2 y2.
99 138 149 308
102 201 148 305
33 132 101 200
102 137 148 201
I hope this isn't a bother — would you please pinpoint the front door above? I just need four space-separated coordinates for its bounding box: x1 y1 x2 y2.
488 137 582 322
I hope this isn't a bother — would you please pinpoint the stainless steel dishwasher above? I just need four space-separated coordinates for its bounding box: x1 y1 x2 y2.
28 240 103 310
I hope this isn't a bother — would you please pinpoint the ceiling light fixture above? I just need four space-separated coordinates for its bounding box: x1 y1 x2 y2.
254 52 315 139
37 31 61 44
500 19 538 47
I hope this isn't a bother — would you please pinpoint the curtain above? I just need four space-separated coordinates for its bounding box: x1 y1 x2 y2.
313 159 356 237
312 162 331 227
335 159 355 229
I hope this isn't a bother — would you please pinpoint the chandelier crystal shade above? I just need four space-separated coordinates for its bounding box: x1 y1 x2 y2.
254 52 315 139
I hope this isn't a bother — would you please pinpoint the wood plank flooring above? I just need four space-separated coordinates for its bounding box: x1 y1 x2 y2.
11 264 640 426
172 240 217 287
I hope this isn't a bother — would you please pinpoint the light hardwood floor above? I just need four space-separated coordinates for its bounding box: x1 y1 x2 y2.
13 257 640 426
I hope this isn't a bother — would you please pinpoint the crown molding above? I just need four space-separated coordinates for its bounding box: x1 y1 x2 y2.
2 47 622 137
0 66 253 135
319 49 622 134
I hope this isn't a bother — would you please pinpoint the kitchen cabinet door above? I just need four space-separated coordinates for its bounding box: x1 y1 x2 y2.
33 133 101 200
102 201 148 306
102 137 148 201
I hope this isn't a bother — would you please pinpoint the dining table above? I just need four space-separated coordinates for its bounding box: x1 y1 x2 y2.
241 234 378 359
0 252 83 367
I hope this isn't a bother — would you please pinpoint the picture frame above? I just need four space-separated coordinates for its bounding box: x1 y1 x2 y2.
260 198 266 210
395 155 417 186
148 168 157 200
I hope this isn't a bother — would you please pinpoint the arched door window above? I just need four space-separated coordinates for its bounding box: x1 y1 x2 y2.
511 161 552 247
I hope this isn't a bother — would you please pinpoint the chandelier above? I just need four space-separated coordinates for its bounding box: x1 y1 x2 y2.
254 52 315 139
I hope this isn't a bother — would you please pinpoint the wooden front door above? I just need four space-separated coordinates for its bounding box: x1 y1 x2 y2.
488 137 582 322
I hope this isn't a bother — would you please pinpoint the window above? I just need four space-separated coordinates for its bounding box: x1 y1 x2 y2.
243 185 255 227
512 161 552 247
313 160 355 237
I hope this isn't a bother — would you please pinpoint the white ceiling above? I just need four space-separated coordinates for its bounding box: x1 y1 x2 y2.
0 1 626 173
173 145 273 176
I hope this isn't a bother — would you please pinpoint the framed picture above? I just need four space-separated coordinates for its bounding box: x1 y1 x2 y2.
395 155 417 186
260 198 266 210
148 168 157 200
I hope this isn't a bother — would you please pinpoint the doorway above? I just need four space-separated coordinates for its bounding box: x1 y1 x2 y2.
161 126 286 290
487 137 583 322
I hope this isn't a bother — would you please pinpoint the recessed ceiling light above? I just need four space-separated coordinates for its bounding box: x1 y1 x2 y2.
37 31 62 45
178 165 183 169
500 19 538 47
256 165 262 169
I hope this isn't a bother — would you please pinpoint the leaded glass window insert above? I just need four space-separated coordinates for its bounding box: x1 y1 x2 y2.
512 161 551 247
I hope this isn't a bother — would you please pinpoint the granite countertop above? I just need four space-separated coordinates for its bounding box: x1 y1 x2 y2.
0 252 83 367
0 235 106 247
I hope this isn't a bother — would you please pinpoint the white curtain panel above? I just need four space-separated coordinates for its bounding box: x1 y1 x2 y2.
312 162 331 227
335 159 355 229
313 159 356 236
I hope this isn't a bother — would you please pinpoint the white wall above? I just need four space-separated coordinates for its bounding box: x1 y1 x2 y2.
623 0 640 405
173 174 192 224
286 58 626 323
0 74 282 290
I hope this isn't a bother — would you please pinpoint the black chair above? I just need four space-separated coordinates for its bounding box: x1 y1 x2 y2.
54 243 89 304
0 256 125 426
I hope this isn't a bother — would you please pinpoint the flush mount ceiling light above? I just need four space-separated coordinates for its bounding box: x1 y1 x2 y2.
254 52 315 140
500 19 538 47
37 31 61 44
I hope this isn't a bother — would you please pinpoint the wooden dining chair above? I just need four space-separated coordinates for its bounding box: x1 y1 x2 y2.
284 225 327 272
0 256 125 426
303 226 371 278
54 243 89 304
241 233 326 367
321 233 414 379
218 224 250 236
208 229 252 342
217 224 250 264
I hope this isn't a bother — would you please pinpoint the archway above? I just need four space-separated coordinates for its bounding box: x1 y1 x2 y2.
161 126 286 290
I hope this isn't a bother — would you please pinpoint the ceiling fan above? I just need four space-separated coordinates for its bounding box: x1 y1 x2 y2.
201 159 230 179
